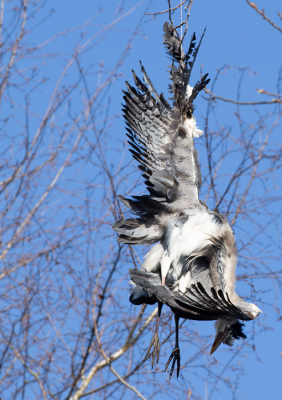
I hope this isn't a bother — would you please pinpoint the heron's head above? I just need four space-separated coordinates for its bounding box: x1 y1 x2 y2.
210 318 247 355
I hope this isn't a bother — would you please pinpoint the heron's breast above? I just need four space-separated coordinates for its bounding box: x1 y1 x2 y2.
169 212 223 257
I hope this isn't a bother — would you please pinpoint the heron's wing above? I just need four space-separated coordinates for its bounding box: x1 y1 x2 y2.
130 268 215 321
113 23 210 245
122 63 203 211
129 268 252 322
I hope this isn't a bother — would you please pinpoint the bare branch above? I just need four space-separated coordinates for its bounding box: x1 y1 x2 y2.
246 1 282 34
179 0 194 44
145 0 189 16
204 87 282 105
255 87 282 97
93 316 148 400
70 307 158 399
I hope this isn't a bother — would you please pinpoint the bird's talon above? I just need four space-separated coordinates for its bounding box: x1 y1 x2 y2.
165 347 181 379
144 332 160 368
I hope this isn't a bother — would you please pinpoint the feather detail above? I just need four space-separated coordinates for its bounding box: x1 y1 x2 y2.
163 23 209 115
129 268 254 321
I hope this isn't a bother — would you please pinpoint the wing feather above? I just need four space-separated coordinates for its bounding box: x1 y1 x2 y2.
129 268 252 321
113 22 210 245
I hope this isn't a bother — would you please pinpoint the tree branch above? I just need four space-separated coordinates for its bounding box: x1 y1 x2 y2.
204 87 282 105
145 0 188 16
70 307 158 399
246 1 282 34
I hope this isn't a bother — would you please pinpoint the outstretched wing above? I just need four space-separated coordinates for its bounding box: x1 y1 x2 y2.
129 268 252 322
113 23 209 245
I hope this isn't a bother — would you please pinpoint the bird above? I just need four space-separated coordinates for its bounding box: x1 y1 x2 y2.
112 21 262 378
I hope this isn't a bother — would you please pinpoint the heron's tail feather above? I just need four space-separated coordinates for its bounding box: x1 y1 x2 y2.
112 217 162 245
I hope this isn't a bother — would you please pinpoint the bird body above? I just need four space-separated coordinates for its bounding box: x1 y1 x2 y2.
142 205 231 287
162 207 229 288
113 21 261 377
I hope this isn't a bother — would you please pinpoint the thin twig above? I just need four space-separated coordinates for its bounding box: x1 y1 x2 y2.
255 87 282 97
145 0 188 16
70 307 158 399
246 0 282 34
81 358 148 397
168 0 173 25
179 0 193 44
0 0 27 112
129 245 142 267
231 114 281 226
96 334 148 400
0 130 83 262
204 88 282 105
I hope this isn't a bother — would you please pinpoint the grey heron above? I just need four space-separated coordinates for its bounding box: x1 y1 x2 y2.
113 22 261 378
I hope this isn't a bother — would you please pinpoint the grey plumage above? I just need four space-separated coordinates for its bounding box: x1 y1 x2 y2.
129 268 254 322
112 22 261 377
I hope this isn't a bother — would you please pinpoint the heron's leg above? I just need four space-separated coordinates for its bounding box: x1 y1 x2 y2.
144 301 163 368
165 314 181 379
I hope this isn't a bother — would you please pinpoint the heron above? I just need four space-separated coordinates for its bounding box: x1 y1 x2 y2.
113 22 262 378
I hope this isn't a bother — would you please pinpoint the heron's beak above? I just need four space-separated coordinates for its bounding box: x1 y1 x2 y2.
210 327 229 355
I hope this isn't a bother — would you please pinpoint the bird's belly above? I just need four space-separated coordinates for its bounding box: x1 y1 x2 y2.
170 231 207 259
170 212 221 258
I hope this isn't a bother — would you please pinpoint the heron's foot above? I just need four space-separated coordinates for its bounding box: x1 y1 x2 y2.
165 347 181 379
144 332 160 369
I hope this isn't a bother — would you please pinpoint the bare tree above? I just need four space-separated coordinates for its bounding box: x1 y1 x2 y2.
0 1 281 399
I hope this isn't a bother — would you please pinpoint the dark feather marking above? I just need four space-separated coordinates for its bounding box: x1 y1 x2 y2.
231 321 247 340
